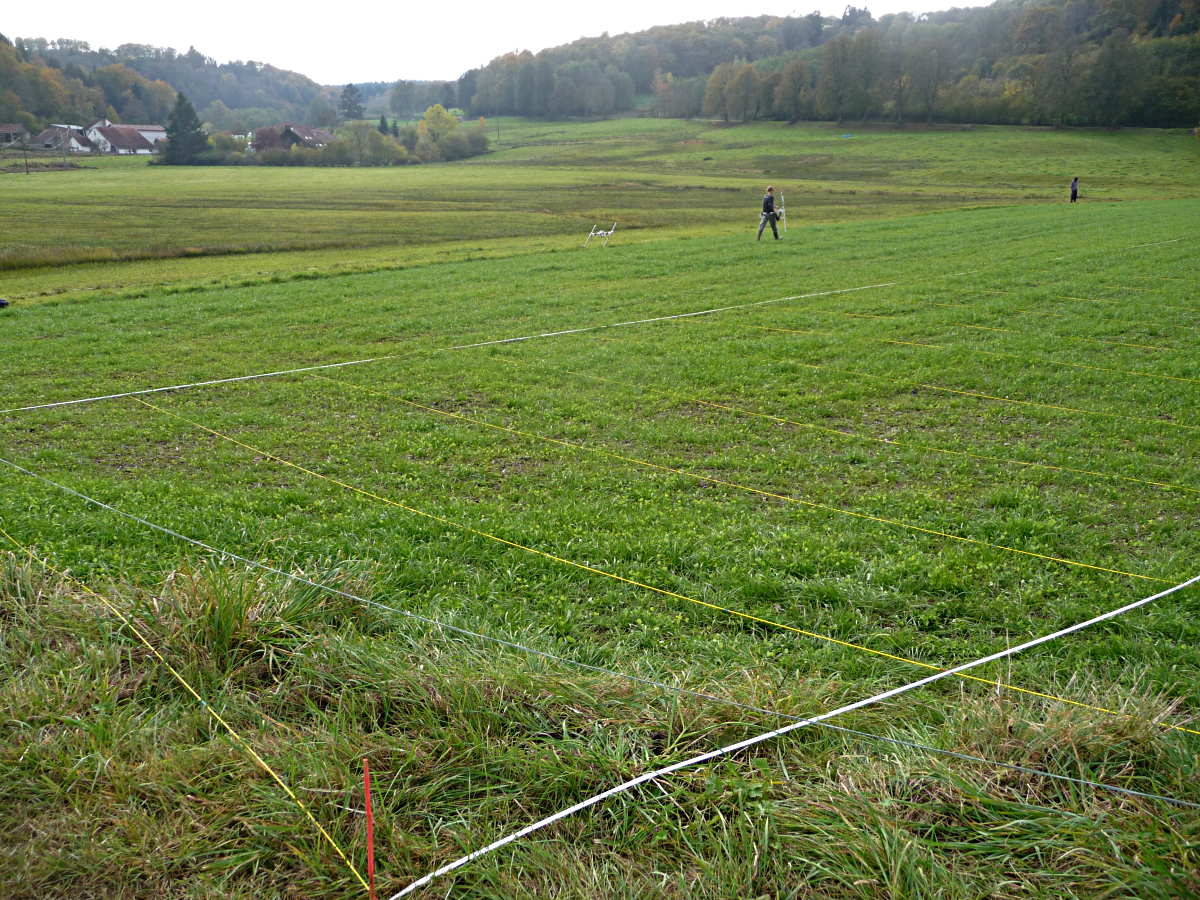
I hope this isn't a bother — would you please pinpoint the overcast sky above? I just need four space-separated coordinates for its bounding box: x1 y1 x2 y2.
6 1 995 85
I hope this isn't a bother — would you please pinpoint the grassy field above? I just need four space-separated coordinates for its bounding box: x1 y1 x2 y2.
1 119 1198 898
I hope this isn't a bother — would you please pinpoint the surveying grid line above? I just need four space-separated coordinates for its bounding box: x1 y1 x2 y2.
878 338 1200 386
1127 239 1182 249
0 524 371 894
745 323 1196 386
123 396 1200 740
0 283 894 417
948 322 1177 353
311 372 1167 588
0 354 410 415
2 461 1193 832
488 356 1199 497
388 571 1200 899
439 282 897 351
755 332 1200 432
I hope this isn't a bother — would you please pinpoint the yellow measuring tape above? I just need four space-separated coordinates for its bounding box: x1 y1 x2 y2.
880 338 1200 385
131 396 1197 737
757 329 1200 432
311 374 1164 584
948 322 1175 353
490 355 1198 497
0 526 371 894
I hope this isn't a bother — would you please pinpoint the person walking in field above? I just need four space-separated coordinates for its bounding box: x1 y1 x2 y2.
758 185 781 240
1070 177 1079 203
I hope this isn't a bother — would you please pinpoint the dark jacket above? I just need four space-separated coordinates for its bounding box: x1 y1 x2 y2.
762 193 776 214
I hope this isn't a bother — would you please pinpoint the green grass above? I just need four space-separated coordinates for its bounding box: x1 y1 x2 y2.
1 119 1198 898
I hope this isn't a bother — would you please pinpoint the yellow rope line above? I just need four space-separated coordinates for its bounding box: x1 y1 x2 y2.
757 329 1199 432
880 338 1200 385
948 322 1175 353
754 325 1198 386
303 377 1199 738
310 374 1165 584
0 526 371 893
978 289 1107 305
127 398 1198 736
489 356 1197 497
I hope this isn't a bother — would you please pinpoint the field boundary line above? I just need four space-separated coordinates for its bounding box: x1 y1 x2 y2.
312 373 1168 585
3 457 1193 831
387 571 1200 899
0 524 371 894
491 355 1198 496
123 398 1200 737
0 283 894 416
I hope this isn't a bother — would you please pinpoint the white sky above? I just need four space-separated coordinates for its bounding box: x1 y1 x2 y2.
5 1 995 85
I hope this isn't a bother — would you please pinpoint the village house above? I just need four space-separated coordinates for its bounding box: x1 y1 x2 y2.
32 125 96 152
85 119 160 155
129 124 167 147
252 123 335 151
0 124 31 145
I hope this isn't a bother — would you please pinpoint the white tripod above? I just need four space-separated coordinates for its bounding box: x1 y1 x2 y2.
585 222 617 247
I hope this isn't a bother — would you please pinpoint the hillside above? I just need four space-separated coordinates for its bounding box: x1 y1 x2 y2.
0 35 327 133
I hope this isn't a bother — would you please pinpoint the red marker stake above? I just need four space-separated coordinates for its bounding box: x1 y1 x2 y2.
363 758 377 900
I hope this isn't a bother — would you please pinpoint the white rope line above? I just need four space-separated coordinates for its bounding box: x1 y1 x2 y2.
440 283 897 350
387 573 1199 898
0 355 398 414
0 283 895 414
4 455 1196 815
1126 239 1181 249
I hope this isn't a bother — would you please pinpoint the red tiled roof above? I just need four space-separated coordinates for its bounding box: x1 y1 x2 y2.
97 125 156 152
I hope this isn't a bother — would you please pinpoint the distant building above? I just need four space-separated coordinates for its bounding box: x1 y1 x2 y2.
128 124 167 147
85 119 159 155
33 125 95 152
0 124 30 145
252 123 335 151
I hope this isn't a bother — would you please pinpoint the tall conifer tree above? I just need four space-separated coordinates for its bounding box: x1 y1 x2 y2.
163 92 208 164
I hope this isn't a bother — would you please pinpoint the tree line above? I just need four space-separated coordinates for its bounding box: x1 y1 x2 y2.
457 1 1200 127
698 1 1200 127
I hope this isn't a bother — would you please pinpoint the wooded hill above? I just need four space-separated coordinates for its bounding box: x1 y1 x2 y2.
1 36 327 133
461 1 1200 127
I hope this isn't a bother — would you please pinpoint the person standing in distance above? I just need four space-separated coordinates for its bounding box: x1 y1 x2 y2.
758 185 781 240
1070 176 1079 203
